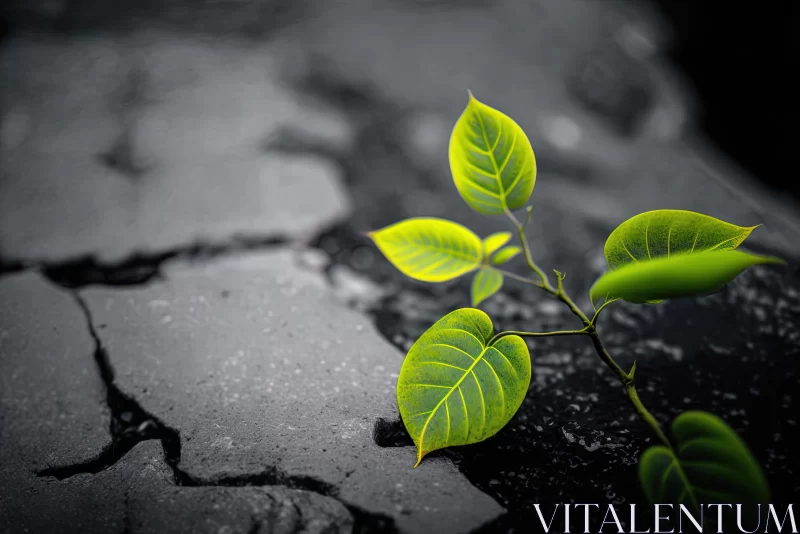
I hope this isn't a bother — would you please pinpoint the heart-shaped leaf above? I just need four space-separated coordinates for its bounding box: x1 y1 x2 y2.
482 232 512 256
604 209 758 270
449 93 537 215
397 308 531 467
640 411 769 531
471 268 503 306
491 246 522 266
369 218 483 282
590 250 782 304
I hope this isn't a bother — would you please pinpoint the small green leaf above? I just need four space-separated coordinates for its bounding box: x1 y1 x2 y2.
590 250 782 304
397 308 531 467
482 232 512 256
491 246 522 265
471 268 503 306
604 209 758 270
368 218 483 282
639 411 769 531
449 93 537 215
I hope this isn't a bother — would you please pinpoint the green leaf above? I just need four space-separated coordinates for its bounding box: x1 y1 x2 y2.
590 250 782 304
368 218 483 282
471 268 503 306
449 92 537 215
604 209 758 270
397 308 531 467
639 411 769 531
482 232 512 256
593 210 781 304
491 246 521 265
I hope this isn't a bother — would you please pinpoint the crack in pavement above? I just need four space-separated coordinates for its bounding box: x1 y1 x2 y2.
372 418 413 449
36 292 397 534
6 71 501 531
0 236 292 287
42 236 292 288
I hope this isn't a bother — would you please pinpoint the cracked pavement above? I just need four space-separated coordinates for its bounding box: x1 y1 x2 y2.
1 259 503 533
2 1 799 533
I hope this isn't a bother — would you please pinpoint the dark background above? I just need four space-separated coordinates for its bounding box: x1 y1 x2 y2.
654 0 798 197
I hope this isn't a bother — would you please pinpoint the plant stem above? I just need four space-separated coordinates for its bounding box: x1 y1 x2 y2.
504 208 673 449
503 208 590 326
626 374 672 447
584 329 669 445
494 269 543 288
489 328 589 345
590 298 619 326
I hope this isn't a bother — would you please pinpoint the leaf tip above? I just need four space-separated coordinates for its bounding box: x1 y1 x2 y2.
467 89 475 101
764 255 787 265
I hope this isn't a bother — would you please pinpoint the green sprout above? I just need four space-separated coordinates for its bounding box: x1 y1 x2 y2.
368 92 781 523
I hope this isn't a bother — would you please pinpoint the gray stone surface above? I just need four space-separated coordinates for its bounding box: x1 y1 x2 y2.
2 441 165 534
0 273 355 534
4 438 353 534
79 250 504 533
129 480 354 534
0 33 353 264
0 272 112 530
0 272 110 474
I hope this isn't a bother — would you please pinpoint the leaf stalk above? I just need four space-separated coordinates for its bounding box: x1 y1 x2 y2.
500 208 673 450
489 328 589 345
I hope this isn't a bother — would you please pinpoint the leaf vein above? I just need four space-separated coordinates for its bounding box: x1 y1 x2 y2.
458 386 469 439
417 345 490 457
690 230 700 253
709 235 742 251
474 108 507 210
505 160 528 199
497 132 517 174
481 358 506 414
419 361 470 372
488 346 518 378
667 225 673 258
471 369 486 437
438 329 485 351
490 126 503 152
444 399 451 443
620 239 640 264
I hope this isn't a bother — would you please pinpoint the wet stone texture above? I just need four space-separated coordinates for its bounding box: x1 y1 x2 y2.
0 272 112 533
0 273 355 533
1 0 799 533
79 251 504 533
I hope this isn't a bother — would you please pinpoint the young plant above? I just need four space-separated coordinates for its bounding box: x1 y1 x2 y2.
368 92 781 524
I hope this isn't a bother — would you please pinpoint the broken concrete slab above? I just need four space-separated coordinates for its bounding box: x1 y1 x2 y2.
0 33 352 265
0 441 164 534
5 437 354 534
0 272 110 474
129 477 354 534
80 250 505 533
0 271 112 530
